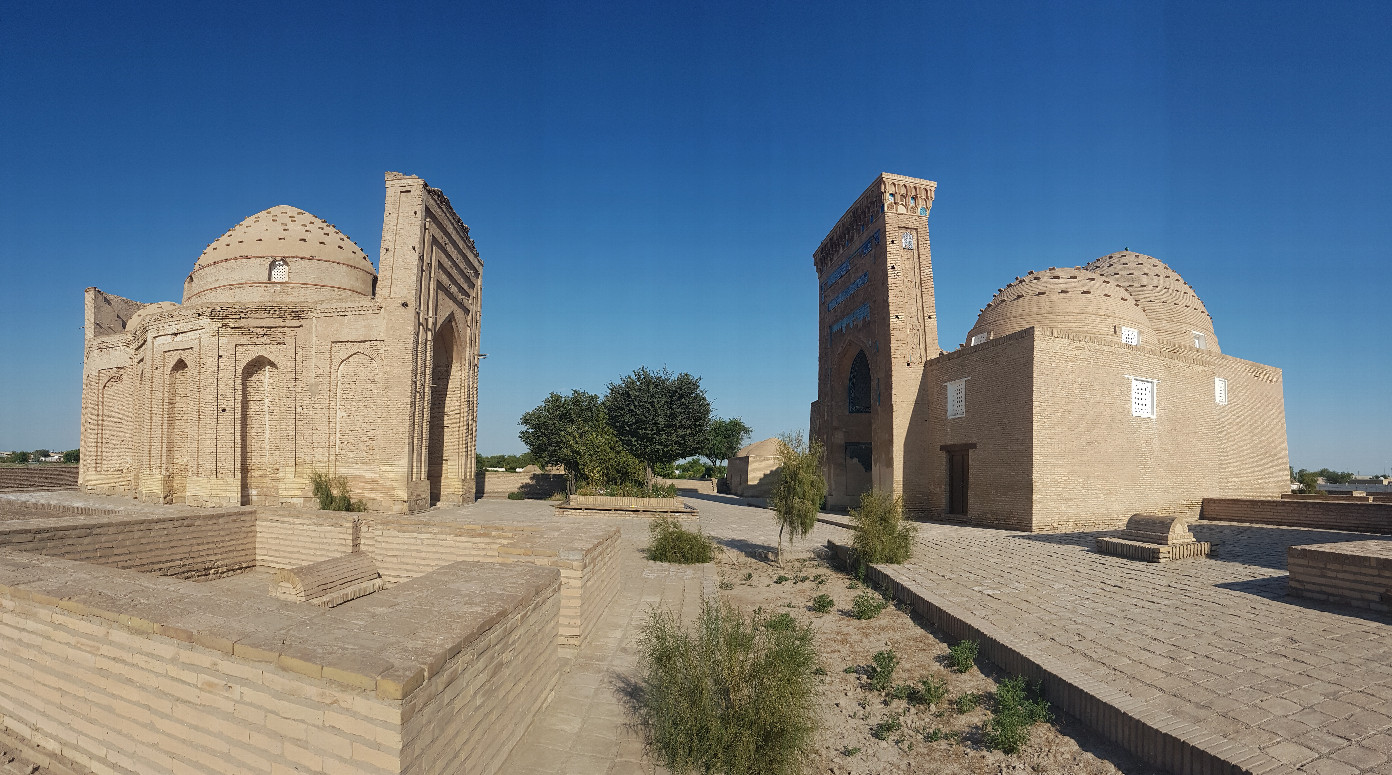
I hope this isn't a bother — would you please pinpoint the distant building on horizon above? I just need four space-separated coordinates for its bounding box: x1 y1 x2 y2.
809 172 1289 531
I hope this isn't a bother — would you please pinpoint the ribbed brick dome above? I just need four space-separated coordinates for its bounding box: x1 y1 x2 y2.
183 206 376 304
1083 251 1219 353
966 268 1157 346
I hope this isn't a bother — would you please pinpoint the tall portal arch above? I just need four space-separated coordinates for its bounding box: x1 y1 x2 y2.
164 358 193 499
427 319 464 505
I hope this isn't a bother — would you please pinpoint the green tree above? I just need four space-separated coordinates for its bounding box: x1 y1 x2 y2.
603 367 711 484
576 422 646 489
675 459 707 479
702 416 752 472
62 449 80 463
7 451 30 464
519 390 607 494
769 432 826 565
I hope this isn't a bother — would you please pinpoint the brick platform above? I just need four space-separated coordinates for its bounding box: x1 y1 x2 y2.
1288 540 1392 613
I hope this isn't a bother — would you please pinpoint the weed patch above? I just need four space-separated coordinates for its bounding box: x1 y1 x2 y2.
868 649 899 691
982 676 1052 754
849 591 889 620
811 594 834 613
947 639 979 673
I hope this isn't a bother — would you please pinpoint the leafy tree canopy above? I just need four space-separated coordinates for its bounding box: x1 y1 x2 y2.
702 417 752 470
519 390 606 490
603 367 711 480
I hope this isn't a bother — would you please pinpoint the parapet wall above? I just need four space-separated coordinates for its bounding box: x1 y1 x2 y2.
1201 498 1392 534
0 509 256 579
0 550 560 775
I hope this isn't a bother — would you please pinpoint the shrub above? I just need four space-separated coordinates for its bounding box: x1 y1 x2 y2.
646 516 715 564
954 693 980 713
770 433 826 563
982 676 1052 754
907 676 948 706
850 489 917 565
764 612 797 631
948 639 979 673
507 491 526 500
309 471 365 512
850 591 889 620
811 594 834 613
869 649 899 691
637 599 819 775
871 716 902 740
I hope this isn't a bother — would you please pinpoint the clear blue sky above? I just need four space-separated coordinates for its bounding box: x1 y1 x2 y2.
2 0 1388 473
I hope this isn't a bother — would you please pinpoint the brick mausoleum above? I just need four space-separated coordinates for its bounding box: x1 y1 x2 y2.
79 172 481 513
811 173 1289 530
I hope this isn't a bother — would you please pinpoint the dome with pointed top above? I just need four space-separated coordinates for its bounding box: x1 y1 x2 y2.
182 205 376 304
1083 251 1219 353
966 268 1157 346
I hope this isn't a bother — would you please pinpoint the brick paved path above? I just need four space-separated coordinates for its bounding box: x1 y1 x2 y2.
494 495 845 774
864 521 1392 775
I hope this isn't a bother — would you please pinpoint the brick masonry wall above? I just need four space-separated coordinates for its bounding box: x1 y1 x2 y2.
1288 541 1392 612
256 510 358 568
0 551 562 775
0 510 256 579
362 519 620 652
0 467 78 492
911 331 1035 528
1202 498 1392 534
1030 330 1287 531
474 471 567 499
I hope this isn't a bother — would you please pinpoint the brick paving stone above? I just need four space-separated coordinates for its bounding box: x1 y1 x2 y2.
1330 744 1388 770
844 519 1392 775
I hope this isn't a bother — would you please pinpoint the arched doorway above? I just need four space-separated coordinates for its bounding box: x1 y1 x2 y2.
842 349 873 500
240 356 279 505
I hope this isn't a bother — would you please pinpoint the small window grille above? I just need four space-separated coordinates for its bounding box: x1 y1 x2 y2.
1131 378 1156 418
269 259 289 283
1192 331 1206 349
1121 326 1139 346
1215 377 1228 405
946 379 966 419
970 333 988 346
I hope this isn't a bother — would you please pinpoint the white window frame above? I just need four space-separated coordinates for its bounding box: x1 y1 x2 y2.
1192 330 1207 349
1215 377 1228 406
946 379 967 419
970 333 988 346
1120 326 1139 346
1128 376 1157 419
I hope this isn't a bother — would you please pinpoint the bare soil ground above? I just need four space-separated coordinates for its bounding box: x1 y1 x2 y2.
711 545 1161 775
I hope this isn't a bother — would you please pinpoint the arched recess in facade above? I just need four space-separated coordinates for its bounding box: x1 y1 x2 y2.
334 350 381 479
164 358 194 499
428 316 465 506
829 346 874 505
240 356 281 505
98 371 130 473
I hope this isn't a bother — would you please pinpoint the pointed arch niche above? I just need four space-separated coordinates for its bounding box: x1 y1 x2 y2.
164 357 194 499
240 356 280 505
427 318 465 505
334 349 382 476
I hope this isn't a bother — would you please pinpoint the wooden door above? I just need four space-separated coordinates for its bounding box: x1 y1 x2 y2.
947 450 969 516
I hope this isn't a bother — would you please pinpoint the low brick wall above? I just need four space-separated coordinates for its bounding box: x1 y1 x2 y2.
1288 540 1392 612
1201 497 1392 534
0 466 78 492
256 509 359 568
555 495 697 520
474 471 567 499
0 509 256 579
0 550 560 775
363 518 620 652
